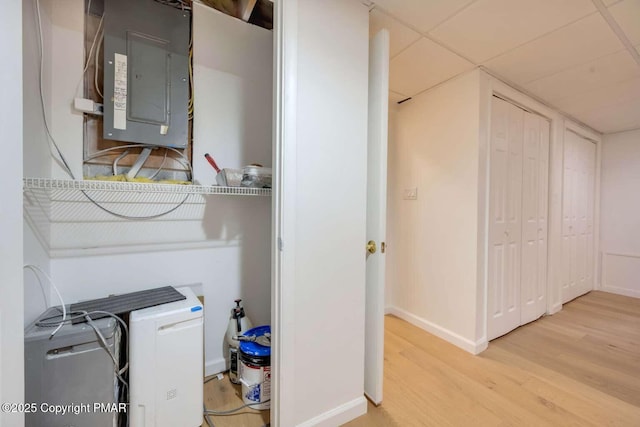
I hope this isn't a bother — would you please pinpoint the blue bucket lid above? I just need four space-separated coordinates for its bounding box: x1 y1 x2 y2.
239 325 271 357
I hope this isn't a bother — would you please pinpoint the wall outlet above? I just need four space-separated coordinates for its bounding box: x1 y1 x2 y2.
403 187 418 200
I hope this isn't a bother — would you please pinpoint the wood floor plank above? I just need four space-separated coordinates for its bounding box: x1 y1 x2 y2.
200 291 640 426
346 291 640 426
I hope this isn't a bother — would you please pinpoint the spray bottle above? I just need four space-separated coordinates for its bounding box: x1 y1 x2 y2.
225 299 252 384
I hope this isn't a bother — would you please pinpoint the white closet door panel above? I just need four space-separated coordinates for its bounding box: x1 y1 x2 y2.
488 97 523 340
562 131 596 303
584 138 596 290
562 132 576 300
521 113 549 324
537 119 550 312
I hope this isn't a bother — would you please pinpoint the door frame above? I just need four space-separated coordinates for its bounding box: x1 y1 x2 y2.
272 0 298 425
562 122 602 301
477 70 603 347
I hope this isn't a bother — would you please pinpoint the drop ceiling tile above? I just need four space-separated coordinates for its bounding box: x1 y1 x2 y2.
389 37 475 96
389 91 410 104
525 50 640 101
484 13 623 85
571 97 640 133
609 0 640 45
429 0 596 63
372 0 476 33
552 76 640 116
369 9 421 58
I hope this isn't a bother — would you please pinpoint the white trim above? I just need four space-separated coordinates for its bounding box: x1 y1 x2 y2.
387 306 487 355
478 70 565 345
547 115 566 315
562 121 602 296
47 239 242 258
601 286 640 298
295 396 367 427
600 252 640 298
565 120 601 143
205 357 227 377
476 70 490 347
272 0 298 425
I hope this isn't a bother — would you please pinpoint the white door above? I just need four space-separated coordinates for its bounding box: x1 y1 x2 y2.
488 97 524 340
520 112 549 324
364 28 389 405
562 131 596 303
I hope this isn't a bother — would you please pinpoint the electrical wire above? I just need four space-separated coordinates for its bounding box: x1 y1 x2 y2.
112 149 130 176
153 0 192 11
94 25 104 99
23 265 66 338
36 0 193 220
188 37 194 120
36 309 130 389
204 400 271 416
86 144 194 181
84 145 193 220
85 315 129 387
82 190 191 220
149 148 170 179
74 3 104 98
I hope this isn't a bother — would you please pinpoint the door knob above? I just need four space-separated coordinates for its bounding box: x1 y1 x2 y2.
367 240 377 254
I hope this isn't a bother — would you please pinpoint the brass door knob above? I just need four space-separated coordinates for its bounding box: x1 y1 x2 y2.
367 240 377 254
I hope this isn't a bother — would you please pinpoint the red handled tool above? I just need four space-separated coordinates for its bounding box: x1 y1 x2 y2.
204 153 221 173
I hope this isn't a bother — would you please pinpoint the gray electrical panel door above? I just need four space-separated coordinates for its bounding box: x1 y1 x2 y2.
103 0 190 148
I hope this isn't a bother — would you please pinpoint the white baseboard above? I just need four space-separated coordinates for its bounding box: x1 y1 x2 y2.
384 306 393 315
296 396 367 427
601 286 640 299
387 306 487 355
205 357 227 377
547 302 562 315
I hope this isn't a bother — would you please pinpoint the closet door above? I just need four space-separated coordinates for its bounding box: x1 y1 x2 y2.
561 131 596 303
520 113 549 324
488 97 523 340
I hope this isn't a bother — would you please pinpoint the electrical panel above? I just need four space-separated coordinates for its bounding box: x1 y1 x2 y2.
103 0 190 148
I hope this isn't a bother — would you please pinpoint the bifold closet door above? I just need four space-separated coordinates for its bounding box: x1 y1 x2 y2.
520 112 549 324
488 97 550 341
561 131 596 303
488 97 524 340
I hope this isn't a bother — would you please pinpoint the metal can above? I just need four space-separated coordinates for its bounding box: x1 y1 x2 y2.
229 347 240 384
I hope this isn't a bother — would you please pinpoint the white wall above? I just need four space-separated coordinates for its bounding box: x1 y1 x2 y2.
23 0 54 326
0 0 25 425
386 70 483 353
50 228 271 375
22 0 273 375
192 3 273 185
600 128 640 298
279 0 370 425
49 0 84 179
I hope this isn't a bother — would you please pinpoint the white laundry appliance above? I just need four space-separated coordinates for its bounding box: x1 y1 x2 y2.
129 286 203 427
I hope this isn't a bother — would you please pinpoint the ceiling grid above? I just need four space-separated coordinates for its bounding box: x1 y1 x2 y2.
371 0 640 133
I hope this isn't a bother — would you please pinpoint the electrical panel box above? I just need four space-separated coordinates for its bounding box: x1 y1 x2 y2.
103 0 190 148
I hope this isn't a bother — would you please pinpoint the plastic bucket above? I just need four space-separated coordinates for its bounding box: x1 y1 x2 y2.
239 325 270 410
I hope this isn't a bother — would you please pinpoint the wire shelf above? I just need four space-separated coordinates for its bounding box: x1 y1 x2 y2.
23 178 272 196
22 178 271 256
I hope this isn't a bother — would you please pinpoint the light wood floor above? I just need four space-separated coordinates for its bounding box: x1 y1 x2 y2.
347 291 640 426
201 375 270 427
202 291 640 426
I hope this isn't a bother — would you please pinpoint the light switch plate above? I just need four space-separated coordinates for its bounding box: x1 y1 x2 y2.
403 187 417 200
